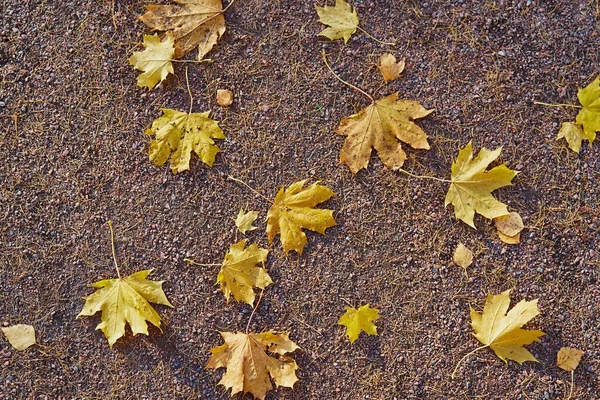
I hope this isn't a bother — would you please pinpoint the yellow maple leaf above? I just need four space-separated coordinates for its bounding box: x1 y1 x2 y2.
140 0 226 60
445 142 517 229
315 0 359 43
1 324 36 351
129 33 175 89
557 347 584 372
337 93 433 174
216 239 271 306
145 108 225 173
234 208 258 234
378 53 405 82
470 290 544 364
206 331 299 400
77 269 173 348
574 76 600 145
266 180 336 255
338 304 380 344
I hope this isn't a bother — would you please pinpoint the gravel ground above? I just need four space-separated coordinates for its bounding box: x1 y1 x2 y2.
0 0 599 399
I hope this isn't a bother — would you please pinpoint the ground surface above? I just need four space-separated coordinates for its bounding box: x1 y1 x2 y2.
1 0 599 399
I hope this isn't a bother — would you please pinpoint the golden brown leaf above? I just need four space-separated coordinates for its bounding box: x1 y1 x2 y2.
453 243 473 268
557 347 584 372
216 89 234 106
337 93 433 173
494 212 524 244
378 53 405 82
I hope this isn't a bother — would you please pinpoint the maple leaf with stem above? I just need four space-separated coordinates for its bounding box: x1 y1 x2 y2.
129 33 175 89
206 331 299 400
216 239 271 306
338 304 380 344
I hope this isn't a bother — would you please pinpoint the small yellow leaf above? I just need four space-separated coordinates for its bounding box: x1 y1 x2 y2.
445 142 518 229
216 89 234 107
140 0 226 60
234 209 258 234
206 331 299 400
129 33 174 89
315 0 359 43
574 75 600 146
557 347 584 372
494 212 524 237
338 304 380 344
77 269 173 348
145 108 225 173
337 93 433 173
378 53 405 82
1 324 36 351
216 239 271 306
470 290 544 364
267 180 336 254
498 231 521 244
453 243 473 268
557 122 591 153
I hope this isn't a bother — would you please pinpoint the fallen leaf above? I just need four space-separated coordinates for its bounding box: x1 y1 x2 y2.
129 33 175 89
1 324 36 351
445 142 518 229
338 304 380 344
217 89 234 106
453 243 473 268
494 212 524 244
470 289 544 363
337 92 433 173
378 53 405 82
77 269 173 348
266 180 336 254
146 108 225 173
315 0 359 43
206 331 299 400
498 231 521 244
557 122 590 153
573 76 600 147
557 347 584 372
216 239 271 306
140 0 226 60
234 208 258 234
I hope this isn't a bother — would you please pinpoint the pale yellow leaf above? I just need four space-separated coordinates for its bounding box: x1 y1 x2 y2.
216 239 271 306
140 0 226 60
445 142 518 229
77 269 173 348
234 209 258 234
129 33 175 89
453 243 473 268
378 53 405 82
145 108 225 173
267 180 336 254
315 0 359 43
1 324 36 351
337 92 433 173
494 212 524 237
557 347 584 372
338 304 380 344
470 290 544 364
206 331 299 400
498 231 521 244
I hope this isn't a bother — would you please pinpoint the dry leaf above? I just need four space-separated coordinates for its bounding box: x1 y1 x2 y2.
494 212 524 237
445 142 518 229
234 208 258 234
216 239 271 306
217 89 234 106
557 347 584 372
378 53 405 82
337 92 433 173
498 231 521 244
1 324 36 351
140 0 226 60
453 243 473 268
470 289 544 364
206 331 299 400
77 270 173 348
557 122 590 153
338 304 380 344
146 108 225 173
129 33 175 89
315 0 359 43
266 180 336 254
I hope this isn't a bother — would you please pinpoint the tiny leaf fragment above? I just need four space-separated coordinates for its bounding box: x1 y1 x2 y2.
338 304 380 344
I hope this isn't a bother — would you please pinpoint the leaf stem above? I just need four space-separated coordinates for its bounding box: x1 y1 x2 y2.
397 168 452 183
108 220 121 279
246 289 264 334
356 26 395 46
451 344 488 379
183 258 221 267
185 67 193 115
565 370 574 400
228 175 273 203
533 101 582 109
170 59 213 64
322 50 374 103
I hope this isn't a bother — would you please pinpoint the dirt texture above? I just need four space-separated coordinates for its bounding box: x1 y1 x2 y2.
1 0 599 399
